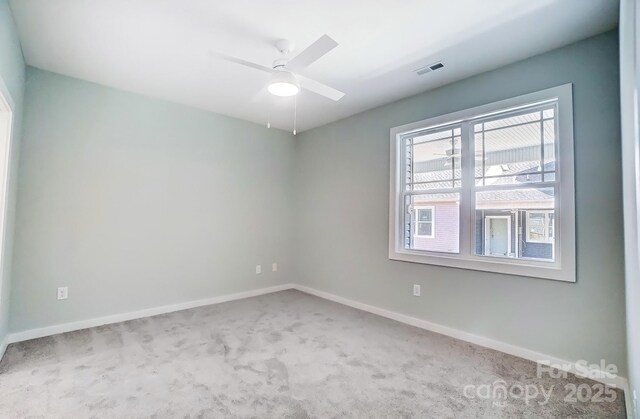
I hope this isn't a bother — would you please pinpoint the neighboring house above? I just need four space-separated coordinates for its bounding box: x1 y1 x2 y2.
410 163 555 261
412 201 460 254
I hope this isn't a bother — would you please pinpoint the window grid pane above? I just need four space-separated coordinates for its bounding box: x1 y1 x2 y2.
474 187 556 261
404 195 460 253
473 104 557 188
403 124 462 253
405 125 463 192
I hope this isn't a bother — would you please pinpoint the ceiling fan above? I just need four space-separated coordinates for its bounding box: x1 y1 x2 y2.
212 35 345 101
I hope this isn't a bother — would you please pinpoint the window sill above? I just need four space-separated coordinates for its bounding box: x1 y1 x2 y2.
388 248 574 282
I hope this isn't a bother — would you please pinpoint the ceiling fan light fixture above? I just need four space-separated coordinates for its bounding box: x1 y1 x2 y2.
268 70 300 97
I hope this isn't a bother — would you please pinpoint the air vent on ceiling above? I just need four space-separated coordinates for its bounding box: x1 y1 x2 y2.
415 61 444 76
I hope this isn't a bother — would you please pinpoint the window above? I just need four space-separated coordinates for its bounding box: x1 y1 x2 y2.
526 211 555 243
414 206 435 238
389 84 575 281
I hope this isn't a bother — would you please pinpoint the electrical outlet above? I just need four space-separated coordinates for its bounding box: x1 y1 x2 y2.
272 262 278 272
255 265 262 274
413 284 421 297
57 286 68 300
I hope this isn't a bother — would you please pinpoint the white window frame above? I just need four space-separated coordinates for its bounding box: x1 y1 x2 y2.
413 205 435 238
389 84 575 282
526 210 555 243
0 77 15 304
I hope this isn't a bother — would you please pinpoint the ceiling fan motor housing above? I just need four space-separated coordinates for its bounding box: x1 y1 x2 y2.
272 57 288 69
275 39 293 56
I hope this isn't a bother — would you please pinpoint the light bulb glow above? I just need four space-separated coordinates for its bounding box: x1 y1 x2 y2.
268 70 300 97
268 82 299 96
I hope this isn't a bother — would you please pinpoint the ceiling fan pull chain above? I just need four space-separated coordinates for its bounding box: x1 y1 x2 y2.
293 95 297 135
267 100 271 129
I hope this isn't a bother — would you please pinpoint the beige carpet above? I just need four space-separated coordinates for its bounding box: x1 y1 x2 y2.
0 290 626 418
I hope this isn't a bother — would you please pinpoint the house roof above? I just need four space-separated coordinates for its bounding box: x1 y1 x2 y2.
412 161 555 210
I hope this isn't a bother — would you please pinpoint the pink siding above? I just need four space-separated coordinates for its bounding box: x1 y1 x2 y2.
413 202 460 253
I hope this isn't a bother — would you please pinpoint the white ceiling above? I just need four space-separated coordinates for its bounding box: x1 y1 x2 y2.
10 0 618 133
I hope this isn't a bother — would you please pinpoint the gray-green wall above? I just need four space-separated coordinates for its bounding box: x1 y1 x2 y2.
295 31 627 373
0 0 24 347
9 68 295 331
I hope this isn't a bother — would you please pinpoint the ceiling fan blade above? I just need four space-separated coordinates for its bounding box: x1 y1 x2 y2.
210 52 274 74
287 35 338 71
298 75 345 101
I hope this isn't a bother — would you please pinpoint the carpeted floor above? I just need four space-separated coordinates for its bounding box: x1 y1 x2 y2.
0 290 625 418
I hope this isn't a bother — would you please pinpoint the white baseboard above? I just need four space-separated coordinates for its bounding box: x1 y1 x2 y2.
4 282 631 416
292 284 629 392
6 283 294 344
